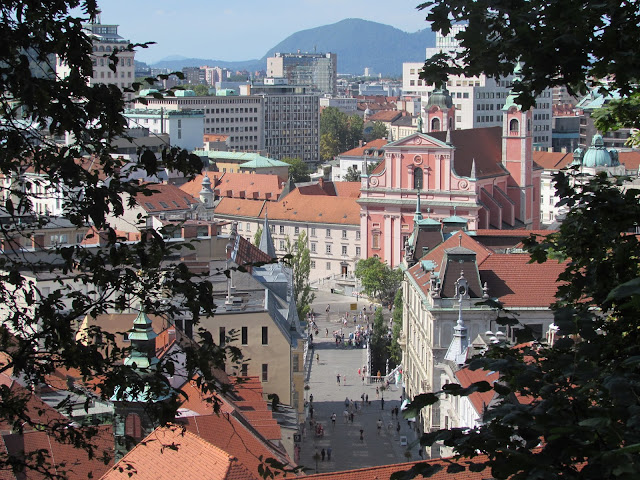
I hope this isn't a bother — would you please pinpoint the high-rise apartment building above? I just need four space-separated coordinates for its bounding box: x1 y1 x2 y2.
267 52 337 95
56 13 135 102
241 80 320 164
402 25 553 149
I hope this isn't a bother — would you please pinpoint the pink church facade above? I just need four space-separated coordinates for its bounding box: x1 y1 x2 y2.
358 103 541 268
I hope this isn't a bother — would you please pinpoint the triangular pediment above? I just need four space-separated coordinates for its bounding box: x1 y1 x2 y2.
386 132 452 150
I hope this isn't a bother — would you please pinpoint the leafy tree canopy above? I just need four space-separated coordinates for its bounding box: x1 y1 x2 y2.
281 157 311 183
355 257 402 306
0 1 233 475
364 121 389 142
343 165 361 182
397 171 640 480
319 107 364 161
418 0 640 144
284 232 315 319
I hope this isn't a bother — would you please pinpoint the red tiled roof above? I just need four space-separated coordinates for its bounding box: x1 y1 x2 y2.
304 455 492 479
181 172 284 201
214 197 265 219
620 151 640 171
235 235 272 270
338 138 388 157
368 110 402 123
455 368 500 415
407 231 565 308
178 414 291 478
532 151 573 170
0 374 69 434
137 183 199 213
203 134 229 142
333 182 361 198
216 190 360 226
3 425 113 480
429 127 506 178
479 254 566 307
101 425 259 480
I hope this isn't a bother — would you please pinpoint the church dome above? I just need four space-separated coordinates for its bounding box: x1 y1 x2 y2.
426 85 453 109
582 135 618 167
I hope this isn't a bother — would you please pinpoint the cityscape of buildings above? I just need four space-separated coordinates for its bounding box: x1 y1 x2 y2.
3 9 639 480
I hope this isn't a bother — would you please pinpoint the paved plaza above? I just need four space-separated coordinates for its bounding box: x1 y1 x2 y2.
297 291 422 474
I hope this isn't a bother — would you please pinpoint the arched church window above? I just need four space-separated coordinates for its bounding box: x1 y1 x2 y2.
431 118 441 132
509 118 519 133
414 167 423 190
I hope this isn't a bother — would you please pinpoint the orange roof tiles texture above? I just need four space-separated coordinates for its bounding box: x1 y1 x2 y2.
339 138 388 157
455 367 500 415
101 426 259 480
181 172 285 201
137 183 199 213
304 455 492 480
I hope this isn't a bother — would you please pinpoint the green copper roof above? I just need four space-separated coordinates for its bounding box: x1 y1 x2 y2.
240 156 290 168
581 134 619 167
416 218 441 226
442 215 468 224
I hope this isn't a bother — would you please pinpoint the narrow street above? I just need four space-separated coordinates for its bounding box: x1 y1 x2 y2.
297 290 422 474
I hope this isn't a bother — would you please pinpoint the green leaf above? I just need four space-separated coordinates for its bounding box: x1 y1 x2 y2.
606 277 640 302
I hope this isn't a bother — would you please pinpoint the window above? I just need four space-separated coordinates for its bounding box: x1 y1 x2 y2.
326 244 332 254
310 227 316 237
510 118 519 133
262 326 268 345
356 231 361 240
342 230 347 239
159 201 169 208
246 222 251 231
294 226 300 235
326 262 331 270
431 118 441 131
310 242 316 253
293 354 300 372
372 233 380 249
414 167 423 190
241 327 248 345
311 260 316 269
326 229 331 238
219 327 226 346
342 245 347 255
356 247 361 256
279 225 285 234
262 364 268 381
279 240 285 250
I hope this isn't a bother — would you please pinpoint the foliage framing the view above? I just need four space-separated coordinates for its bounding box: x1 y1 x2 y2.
0 1 239 477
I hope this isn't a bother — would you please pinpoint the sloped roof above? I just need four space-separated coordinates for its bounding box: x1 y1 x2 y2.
367 110 403 123
216 190 360 226
532 151 573 170
239 156 290 168
429 127 506 178
338 138 388 157
479 254 566 307
214 198 265 219
620 151 640 171
3 425 113 480
455 367 500 415
332 182 361 198
181 172 284 201
101 426 259 480
407 231 565 308
177 413 291 478
137 183 199 213
304 455 492 479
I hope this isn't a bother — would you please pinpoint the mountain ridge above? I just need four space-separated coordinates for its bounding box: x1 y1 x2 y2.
149 18 434 76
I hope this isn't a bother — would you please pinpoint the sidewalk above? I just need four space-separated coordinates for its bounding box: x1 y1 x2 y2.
299 292 421 474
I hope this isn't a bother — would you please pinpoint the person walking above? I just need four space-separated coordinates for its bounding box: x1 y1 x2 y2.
326 304 330 313
327 447 332 461
359 429 364 442
396 421 401 435
321 448 326 461
316 353 319 365
309 393 313 403
376 419 383 435
331 413 336 427
337 373 341 386
376 386 379 398
381 398 385 410
325 328 328 337
365 394 369 404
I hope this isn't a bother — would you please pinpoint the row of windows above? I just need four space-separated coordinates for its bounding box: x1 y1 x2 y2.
533 136 550 143
476 115 502 123
205 107 258 114
219 326 269 347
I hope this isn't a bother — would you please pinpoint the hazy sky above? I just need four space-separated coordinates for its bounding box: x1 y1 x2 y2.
93 0 430 64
